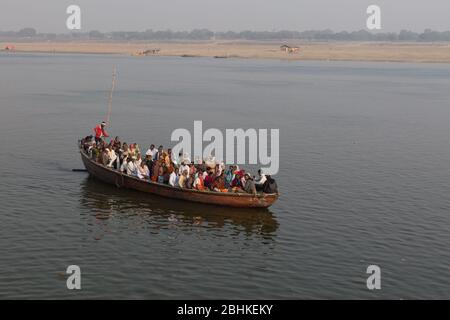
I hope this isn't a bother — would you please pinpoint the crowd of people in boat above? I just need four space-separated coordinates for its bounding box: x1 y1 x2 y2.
80 122 278 195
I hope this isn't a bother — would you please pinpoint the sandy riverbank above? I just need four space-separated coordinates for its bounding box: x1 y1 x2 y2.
2 40 450 63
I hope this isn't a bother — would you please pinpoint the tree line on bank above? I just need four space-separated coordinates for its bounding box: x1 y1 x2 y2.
2 28 450 42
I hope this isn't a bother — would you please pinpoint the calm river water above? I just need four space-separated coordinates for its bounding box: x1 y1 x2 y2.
0 53 449 299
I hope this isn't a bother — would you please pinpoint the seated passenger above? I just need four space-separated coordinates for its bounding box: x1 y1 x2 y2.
185 174 194 189
193 170 205 191
120 156 129 173
240 170 247 187
231 173 245 192
254 169 267 191
243 173 257 195
81 135 94 152
211 173 227 192
135 153 142 167
137 161 150 180
231 173 243 188
262 175 278 194
224 166 234 188
179 161 190 178
204 171 214 190
106 145 117 168
157 162 165 183
151 160 160 182
202 167 208 180
126 157 138 176
101 148 109 166
178 170 188 188
129 143 138 159
163 165 171 184
89 141 98 159
144 154 154 177
119 143 128 166
169 168 179 187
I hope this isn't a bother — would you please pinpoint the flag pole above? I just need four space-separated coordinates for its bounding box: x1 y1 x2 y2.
105 66 117 126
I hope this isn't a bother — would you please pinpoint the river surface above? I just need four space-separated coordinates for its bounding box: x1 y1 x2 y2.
0 52 449 299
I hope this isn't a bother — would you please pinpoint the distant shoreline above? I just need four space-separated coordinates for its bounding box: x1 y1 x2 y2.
2 40 450 63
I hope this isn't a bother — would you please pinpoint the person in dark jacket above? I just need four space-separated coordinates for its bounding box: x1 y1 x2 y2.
262 175 278 194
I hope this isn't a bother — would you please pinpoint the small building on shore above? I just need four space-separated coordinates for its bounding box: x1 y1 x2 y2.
280 45 300 53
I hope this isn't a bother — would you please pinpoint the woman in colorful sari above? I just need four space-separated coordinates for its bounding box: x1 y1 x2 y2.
193 170 205 191
231 172 245 193
224 165 234 188
151 160 160 182
157 160 165 184
212 173 228 192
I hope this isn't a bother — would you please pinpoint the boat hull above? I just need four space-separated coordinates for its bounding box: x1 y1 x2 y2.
80 150 279 208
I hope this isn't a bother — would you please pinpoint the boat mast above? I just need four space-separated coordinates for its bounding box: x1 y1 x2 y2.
105 66 117 126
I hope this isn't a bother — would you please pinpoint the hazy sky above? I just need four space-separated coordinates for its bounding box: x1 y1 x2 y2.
1 0 449 33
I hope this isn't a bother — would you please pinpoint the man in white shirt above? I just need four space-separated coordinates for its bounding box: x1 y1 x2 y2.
145 144 158 160
106 146 117 168
169 168 180 187
126 157 138 176
135 153 142 167
254 169 267 191
179 161 190 178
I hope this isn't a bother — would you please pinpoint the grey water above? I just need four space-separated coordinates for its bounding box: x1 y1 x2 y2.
0 52 449 299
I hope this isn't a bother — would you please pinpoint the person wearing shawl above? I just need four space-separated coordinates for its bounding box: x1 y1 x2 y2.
126 157 138 176
231 172 245 192
243 173 257 195
225 165 234 188
106 145 117 168
137 161 150 180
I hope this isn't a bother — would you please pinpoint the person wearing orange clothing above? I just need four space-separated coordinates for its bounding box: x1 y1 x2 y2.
194 170 206 191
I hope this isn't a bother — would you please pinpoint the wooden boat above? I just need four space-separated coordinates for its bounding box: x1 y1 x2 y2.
80 148 279 208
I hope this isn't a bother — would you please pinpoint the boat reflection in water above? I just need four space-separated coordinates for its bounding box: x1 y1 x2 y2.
79 177 279 241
